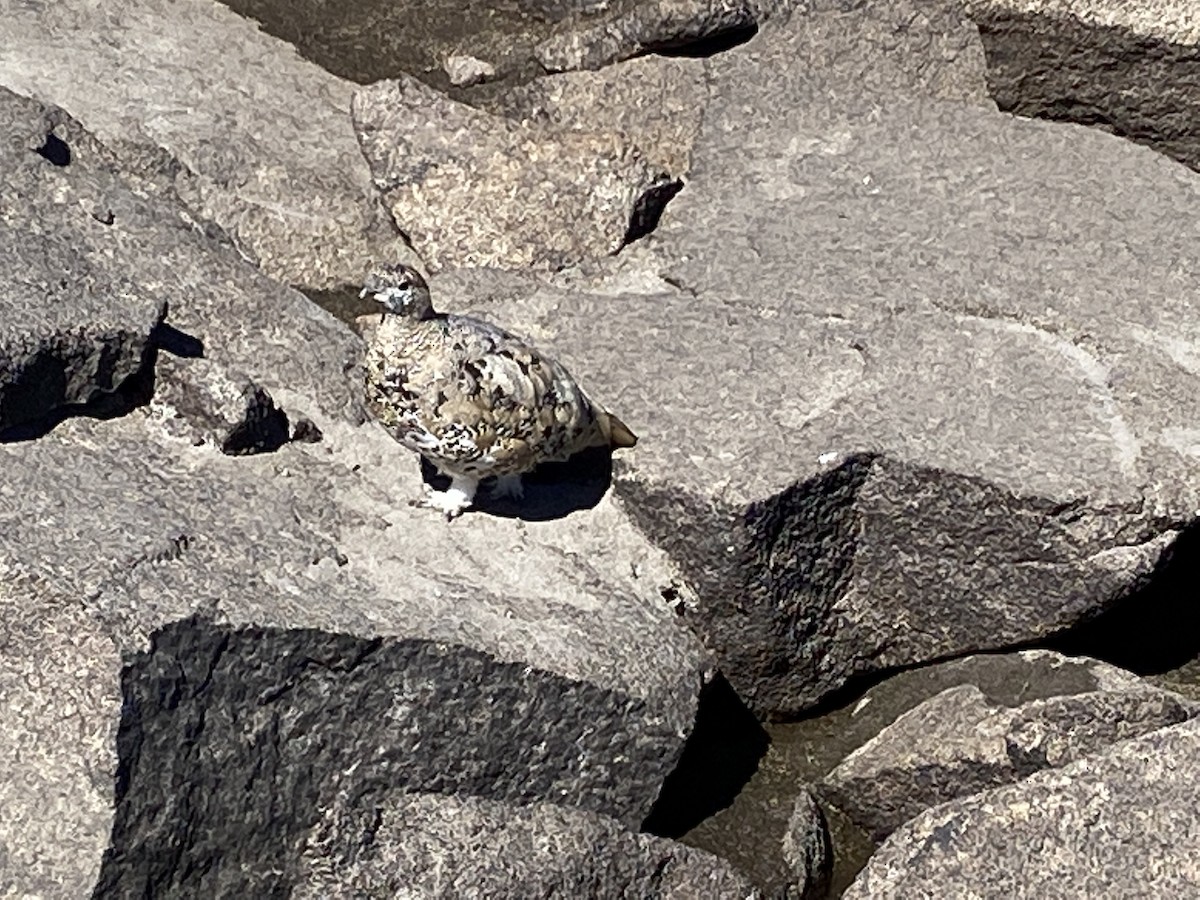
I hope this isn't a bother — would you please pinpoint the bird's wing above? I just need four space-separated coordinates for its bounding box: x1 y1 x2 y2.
426 316 605 471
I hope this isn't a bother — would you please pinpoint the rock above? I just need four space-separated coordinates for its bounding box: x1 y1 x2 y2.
149 356 290 455
220 0 611 90
0 572 121 897
820 656 1197 840
93 615 705 895
0 255 163 436
781 790 832 900
492 53 707 178
352 76 675 271
0 86 712 895
844 716 1200 898
5 391 708 895
962 0 1200 170
294 791 758 898
0 86 364 426
444 53 497 87
0 0 413 291
534 0 793 73
428 0 1200 716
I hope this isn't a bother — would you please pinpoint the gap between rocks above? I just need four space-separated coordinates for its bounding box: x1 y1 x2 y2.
639 20 760 60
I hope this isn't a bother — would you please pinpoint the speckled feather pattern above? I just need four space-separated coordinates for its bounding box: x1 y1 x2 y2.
365 311 610 479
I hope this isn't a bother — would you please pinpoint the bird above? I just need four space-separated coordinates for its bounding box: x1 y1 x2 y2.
360 263 638 519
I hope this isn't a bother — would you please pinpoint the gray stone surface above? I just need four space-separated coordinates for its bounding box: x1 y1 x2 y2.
295 792 758 898
0 87 364 426
535 0 793 72
0 574 121 898
781 790 831 900
491 53 707 179
443 53 497 87
630 1 1200 715
820 658 1197 840
844 716 1200 898
426 0 1200 716
0 257 162 434
0 0 413 291
688 652 1179 895
220 0 619 90
0 86 709 895
352 76 674 271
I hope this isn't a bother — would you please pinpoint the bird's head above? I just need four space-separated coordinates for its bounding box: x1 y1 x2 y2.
360 263 434 319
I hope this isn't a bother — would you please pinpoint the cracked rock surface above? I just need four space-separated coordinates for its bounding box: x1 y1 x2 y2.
352 76 679 271
819 651 1199 841
294 792 757 897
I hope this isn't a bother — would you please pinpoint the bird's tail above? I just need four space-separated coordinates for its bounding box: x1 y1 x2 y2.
598 408 638 449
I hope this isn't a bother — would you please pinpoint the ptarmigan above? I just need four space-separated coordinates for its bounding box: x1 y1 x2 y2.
361 263 637 518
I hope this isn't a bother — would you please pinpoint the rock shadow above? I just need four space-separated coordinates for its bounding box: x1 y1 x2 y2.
640 672 770 839
0 347 157 443
421 444 616 521
622 178 683 247
642 20 758 60
976 9 1200 172
1048 520 1200 673
94 617 681 897
151 322 205 359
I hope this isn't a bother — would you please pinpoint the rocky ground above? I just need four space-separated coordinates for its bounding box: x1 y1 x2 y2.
1 0 1199 896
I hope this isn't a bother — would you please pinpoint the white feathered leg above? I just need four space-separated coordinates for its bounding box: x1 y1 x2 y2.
420 473 479 519
490 473 525 501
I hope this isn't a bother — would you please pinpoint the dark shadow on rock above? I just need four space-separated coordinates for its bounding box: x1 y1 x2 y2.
94 617 680 897
303 284 380 329
420 444 616 521
1048 521 1200 673
35 131 71 167
623 178 683 247
641 672 770 839
151 322 205 358
975 9 1200 172
223 392 292 455
0 347 157 443
644 21 759 60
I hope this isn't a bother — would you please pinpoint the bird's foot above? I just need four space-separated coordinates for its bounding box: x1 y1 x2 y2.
414 476 478 520
489 474 525 501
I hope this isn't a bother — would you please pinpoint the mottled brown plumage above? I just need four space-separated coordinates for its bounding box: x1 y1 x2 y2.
362 263 637 517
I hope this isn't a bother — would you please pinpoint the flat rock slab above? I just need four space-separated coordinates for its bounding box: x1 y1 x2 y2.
844 716 1200 898
294 792 757 897
486 54 708 180
432 243 1193 719
820 654 1197 840
2 405 705 893
0 0 413 290
352 76 675 271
